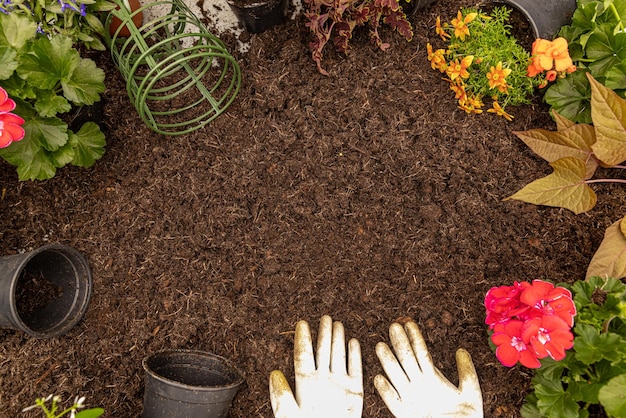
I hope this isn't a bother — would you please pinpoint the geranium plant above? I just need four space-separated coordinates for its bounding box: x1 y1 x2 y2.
544 0 626 123
427 6 540 120
1 0 117 50
0 12 106 180
0 86 25 148
303 0 413 75
505 73 626 279
515 277 626 417
23 394 104 417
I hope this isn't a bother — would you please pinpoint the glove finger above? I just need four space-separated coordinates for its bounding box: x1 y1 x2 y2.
347 338 363 380
373 374 404 417
404 321 438 379
294 320 315 376
269 370 300 418
388 322 423 381
315 315 333 372
330 320 346 374
375 341 411 397
456 348 483 402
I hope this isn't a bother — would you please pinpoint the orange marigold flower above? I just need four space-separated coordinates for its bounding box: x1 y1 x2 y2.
450 10 477 41
435 16 450 40
446 55 473 80
487 101 514 121
486 61 512 91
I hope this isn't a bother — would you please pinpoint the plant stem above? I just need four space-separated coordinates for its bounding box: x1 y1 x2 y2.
609 3 625 32
585 179 626 184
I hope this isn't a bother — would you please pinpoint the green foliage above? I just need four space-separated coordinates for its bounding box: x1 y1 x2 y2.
505 73 626 279
521 277 626 418
0 12 106 181
545 0 626 123
303 0 413 75
22 395 104 418
3 0 117 51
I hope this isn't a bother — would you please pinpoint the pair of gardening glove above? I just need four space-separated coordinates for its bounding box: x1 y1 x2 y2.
269 315 483 418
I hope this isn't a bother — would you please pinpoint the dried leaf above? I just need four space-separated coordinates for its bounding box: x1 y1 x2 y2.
553 110 576 131
586 216 626 280
504 157 597 214
512 124 598 178
588 73 626 166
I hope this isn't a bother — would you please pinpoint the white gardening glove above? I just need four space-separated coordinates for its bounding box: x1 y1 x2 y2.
269 315 364 418
374 321 483 418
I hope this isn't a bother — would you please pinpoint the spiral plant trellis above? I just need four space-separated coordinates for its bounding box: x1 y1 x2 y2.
104 0 241 135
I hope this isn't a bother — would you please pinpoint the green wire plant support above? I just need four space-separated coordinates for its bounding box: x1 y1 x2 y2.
104 0 241 135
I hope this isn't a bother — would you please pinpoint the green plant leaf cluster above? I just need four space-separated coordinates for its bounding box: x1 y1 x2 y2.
4 0 117 51
0 12 106 181
545 0 626 123
303 0 413 75
521 277 626 418
506 73 626 279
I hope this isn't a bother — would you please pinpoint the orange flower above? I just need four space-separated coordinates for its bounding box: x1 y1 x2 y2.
486 61 512 91
435 16 450 40
528 37 574 76
458 94 483 114
546 70 557 82
449 78 467 101
487 101 514 121
427 43 448 72
446 55 474 80
450 10 477 41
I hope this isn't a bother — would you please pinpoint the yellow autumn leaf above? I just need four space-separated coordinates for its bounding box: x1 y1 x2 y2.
586 216 626 280
552 109 575 132
512 124 598 179
504 157 597 214
588 73 626 166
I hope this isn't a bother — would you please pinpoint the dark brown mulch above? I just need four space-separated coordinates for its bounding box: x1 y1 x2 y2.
1 0 621 417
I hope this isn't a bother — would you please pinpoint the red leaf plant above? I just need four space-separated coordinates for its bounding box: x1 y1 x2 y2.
485 280 576 368
303 0 413 75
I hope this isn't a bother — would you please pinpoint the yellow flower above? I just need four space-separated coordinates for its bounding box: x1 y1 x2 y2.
458 94 483 115
446 55 474 80
435 16 450 40
486 61 512 91
449 78 467 101
451 10 477 41
487 101 514 121
427 43 448 72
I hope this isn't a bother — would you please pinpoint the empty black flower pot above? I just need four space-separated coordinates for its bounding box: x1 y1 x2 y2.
0 244 93 338
496 0 577 40
142 349 245 418
226 0 289 33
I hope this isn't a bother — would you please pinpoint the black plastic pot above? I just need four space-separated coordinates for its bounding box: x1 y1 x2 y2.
399 0 437 17
0 244 93 338
142 349 245 418
226 0 289 33
496 0 577 40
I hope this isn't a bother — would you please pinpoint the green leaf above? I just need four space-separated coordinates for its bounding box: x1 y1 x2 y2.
70 122 106 167
533 374 581 417
75 408 105 418
33 90 71 118
598 374 626 417
504 157 597 214
544 71 592 125
0 13 37 51
18 36 79 91
0 46 17 80
586 217 626 280
512 124 598 178
574 323 624 364
586 29 626 77
61 57 105 105
588 73 626 166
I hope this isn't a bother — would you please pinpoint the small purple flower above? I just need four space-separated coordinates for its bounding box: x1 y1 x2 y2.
0 0 13 14
57 0 86 15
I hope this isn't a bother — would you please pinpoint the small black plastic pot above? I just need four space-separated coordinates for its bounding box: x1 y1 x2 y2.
399 0 437 17
0 244 93 338
496 0 577 40
142 349 245 418
226 0 289 33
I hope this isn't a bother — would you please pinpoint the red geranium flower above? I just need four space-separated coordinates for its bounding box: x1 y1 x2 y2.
519 280 576 326
0 87 25 148
491 320 541 368
522 315 574 361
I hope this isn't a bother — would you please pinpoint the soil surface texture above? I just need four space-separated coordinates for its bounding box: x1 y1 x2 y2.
1 0 621 417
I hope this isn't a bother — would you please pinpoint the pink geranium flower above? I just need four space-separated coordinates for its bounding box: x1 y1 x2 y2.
0 87 25 148
491 320 541 368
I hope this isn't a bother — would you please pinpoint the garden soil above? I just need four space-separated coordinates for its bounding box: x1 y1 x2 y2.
0 0 620 416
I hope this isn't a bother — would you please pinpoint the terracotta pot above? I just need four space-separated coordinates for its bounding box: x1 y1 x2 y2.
142 350 244 418
496 0 577 40
108 0 144 37
0 244 93 338
226 0 289 33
